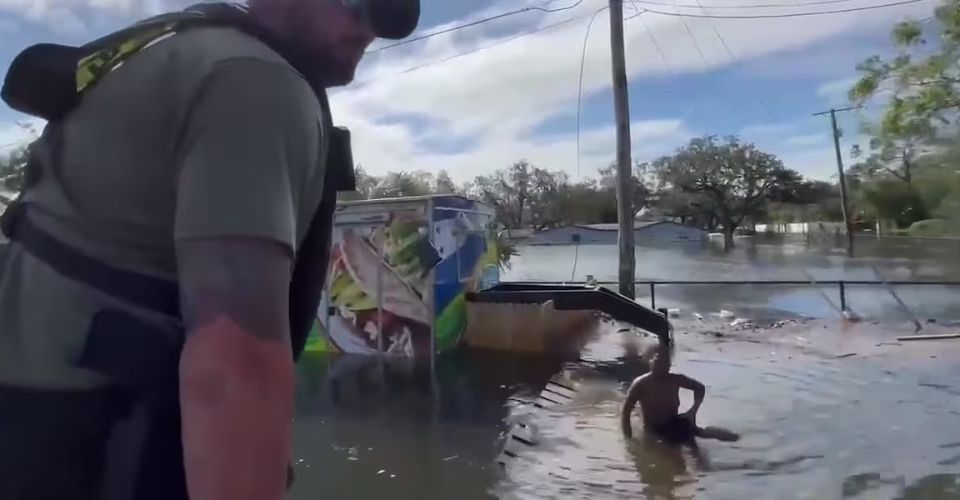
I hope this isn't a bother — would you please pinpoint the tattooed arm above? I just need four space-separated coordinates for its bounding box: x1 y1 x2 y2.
177 238 294 500
172 58 324 500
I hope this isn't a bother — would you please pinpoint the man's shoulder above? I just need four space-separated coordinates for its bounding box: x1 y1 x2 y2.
166 26 293 67
629 373 652 388
145 26 313 95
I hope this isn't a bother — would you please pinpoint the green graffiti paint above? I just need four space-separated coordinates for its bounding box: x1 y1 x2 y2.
435 293 467 351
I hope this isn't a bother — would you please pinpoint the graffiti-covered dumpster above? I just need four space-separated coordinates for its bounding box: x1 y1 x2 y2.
303 195 501 358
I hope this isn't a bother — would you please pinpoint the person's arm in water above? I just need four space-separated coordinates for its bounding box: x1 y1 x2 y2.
174 60 323 500
620 376 646 438
676 374 706 421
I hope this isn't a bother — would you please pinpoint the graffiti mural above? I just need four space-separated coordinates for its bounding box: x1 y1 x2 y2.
305 196 499 358
432 196 500 352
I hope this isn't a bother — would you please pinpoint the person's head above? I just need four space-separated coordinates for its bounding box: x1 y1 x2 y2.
651 342 672 375
249 0 419 86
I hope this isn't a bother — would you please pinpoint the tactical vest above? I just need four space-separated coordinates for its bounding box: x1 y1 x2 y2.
1 2 351 365
0 4 381 498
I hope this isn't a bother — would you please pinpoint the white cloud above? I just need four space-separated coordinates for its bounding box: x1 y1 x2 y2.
327 0 934 183
0 0 937 185
341 111 695 183
816 76 859 105
0 0 187 31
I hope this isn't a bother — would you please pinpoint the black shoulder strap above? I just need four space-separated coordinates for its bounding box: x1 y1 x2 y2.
1 202 181 317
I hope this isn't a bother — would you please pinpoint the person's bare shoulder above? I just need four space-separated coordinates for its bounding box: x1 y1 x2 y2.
628 372 652 392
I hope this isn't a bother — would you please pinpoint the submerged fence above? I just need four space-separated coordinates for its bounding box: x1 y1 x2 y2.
511 279 960 313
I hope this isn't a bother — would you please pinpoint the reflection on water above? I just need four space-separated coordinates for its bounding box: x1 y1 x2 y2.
289 338 960 499
504 239 960 323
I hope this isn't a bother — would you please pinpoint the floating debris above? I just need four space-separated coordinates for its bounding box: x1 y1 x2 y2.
693 312 704 321
442 455 459 462
718 310 735 320
842 309 862 322
730 318 752 327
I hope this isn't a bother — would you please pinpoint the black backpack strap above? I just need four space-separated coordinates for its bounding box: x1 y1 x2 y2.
1 202 180 318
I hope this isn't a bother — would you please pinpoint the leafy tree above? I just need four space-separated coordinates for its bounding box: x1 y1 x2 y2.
369 170 434 198
651 135 800 249
434 170 458 194
850 121 933 185
0 145 29 206
598 160 654 212
850 0 960 133
862 179 930 227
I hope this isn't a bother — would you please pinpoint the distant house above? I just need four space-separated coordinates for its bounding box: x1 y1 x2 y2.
529 221 707 246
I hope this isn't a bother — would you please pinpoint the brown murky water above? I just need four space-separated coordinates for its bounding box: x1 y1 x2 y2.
288 321 960 499
288 239 960 499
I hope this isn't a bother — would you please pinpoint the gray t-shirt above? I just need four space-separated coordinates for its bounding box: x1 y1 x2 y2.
0 27 327 390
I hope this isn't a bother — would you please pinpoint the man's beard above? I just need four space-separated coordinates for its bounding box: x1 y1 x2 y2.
282 9 362 87
297 46 360 88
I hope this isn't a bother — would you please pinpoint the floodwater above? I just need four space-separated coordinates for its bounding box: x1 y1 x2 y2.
290 336 960 499
504 236 960 323
288 238 960 499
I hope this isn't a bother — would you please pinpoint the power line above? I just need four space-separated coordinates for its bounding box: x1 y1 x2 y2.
576 7 609 181
690 0 755 122
640 16 676 75
638 0 925 19
367 0 589 54
366 0 927 64
670 0 712 69
631 0 872 9
573 4 645 181
370 0 908 58
387 14 587 78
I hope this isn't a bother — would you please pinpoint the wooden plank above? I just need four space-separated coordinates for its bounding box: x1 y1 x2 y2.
897 334 960 342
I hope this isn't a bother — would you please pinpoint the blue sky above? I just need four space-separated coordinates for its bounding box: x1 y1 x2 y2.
0 0 940 183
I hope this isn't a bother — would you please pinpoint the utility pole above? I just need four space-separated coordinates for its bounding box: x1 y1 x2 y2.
609 0 636 299
813 106 858 258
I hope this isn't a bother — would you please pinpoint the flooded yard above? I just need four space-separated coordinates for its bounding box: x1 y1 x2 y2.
288 318 960 499
286 239 960 499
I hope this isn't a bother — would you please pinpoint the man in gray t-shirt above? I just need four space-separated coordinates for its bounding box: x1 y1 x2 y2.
0 2 418 500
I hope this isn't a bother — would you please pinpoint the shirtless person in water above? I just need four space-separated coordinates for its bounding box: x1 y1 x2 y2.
621 342 739 443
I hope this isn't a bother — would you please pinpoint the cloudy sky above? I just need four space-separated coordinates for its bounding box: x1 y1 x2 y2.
0 0 939 184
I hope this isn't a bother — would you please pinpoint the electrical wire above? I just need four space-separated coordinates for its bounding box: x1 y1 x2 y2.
632 0 875 9
638 0 925 19
569 5 644 282
369 0 891 57
576 7 608 181
571 6 608 282
383 14 587 79
367 0 589 54
687 0 753 122
667 0 712 73
636 9 676 75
